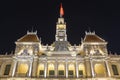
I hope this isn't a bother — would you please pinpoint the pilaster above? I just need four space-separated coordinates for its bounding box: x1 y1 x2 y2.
76 60 78 78
65 58 68 78
55 59 58 77
28 60 33 77
105 60 111 77
90 59 95 78
85 58 92 78
44 61 47 78
12 60 17 77
32 57 38 77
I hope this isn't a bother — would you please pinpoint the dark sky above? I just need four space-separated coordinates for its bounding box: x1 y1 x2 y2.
0 0 120 54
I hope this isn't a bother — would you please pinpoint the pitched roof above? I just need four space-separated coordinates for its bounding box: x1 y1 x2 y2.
17 32 40 42
83 32 105 42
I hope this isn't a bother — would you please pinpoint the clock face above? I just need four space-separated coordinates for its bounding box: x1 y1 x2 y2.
57 25 66 29
58 31 64 36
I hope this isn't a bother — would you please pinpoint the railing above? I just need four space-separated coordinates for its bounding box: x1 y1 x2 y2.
14 74 86 78
15 73 27 77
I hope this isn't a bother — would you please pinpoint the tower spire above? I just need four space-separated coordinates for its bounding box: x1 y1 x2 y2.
60 3 64 17
55 3 67 41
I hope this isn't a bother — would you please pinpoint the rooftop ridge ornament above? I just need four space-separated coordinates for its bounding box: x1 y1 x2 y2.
85 31 95 35
27 30 37 35
60 3 64 17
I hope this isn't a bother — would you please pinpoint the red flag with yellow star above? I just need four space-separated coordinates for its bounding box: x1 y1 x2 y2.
60 3 64 17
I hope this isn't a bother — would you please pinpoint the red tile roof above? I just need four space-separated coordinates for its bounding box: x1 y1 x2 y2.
17 34 40 42
83 34 105 42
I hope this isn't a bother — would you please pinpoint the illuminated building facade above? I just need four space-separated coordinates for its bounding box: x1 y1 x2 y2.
0 4 120 80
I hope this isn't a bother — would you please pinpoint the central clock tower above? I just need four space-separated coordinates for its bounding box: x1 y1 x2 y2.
55 4 67 41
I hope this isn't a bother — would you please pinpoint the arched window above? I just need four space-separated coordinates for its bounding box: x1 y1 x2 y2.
17 63 29 76
58 64 65 76
112 65 119 75
37 64 44 76
78 64 86 77
4 64 11 75
68 64 75 77
48 63 55 76
94 64 106 76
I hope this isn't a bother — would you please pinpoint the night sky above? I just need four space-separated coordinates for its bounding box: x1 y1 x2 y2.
0 0 120 54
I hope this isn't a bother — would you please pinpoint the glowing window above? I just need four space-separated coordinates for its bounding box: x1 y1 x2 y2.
59 70 64 75
68 70 73 75
49 70 55 75
112 65 119 75
39 70 44 75
4 64 11 75
79 70 83 76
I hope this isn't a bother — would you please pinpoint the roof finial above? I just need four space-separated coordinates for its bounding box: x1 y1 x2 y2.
88 27 91 33
60 3 64 17
32 26 34 32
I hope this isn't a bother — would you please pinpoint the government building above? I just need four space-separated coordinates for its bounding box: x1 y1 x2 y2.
0 4 120 80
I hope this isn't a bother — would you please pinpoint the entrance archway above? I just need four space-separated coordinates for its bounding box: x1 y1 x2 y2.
58 64 65 76
37 64 44 76
48 63 55 76
78 64 86 77
68 64 75 77
17 63 29 76
94 63 106 76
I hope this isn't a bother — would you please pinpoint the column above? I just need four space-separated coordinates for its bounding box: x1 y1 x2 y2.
44 62 47 78
105 60 111 77
28 61 33 77
32 57 38 77
55 59 58 77
66 58 68 78
76 60 79 78
90 60 95 77
85 59 92 78
12 60 17 77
